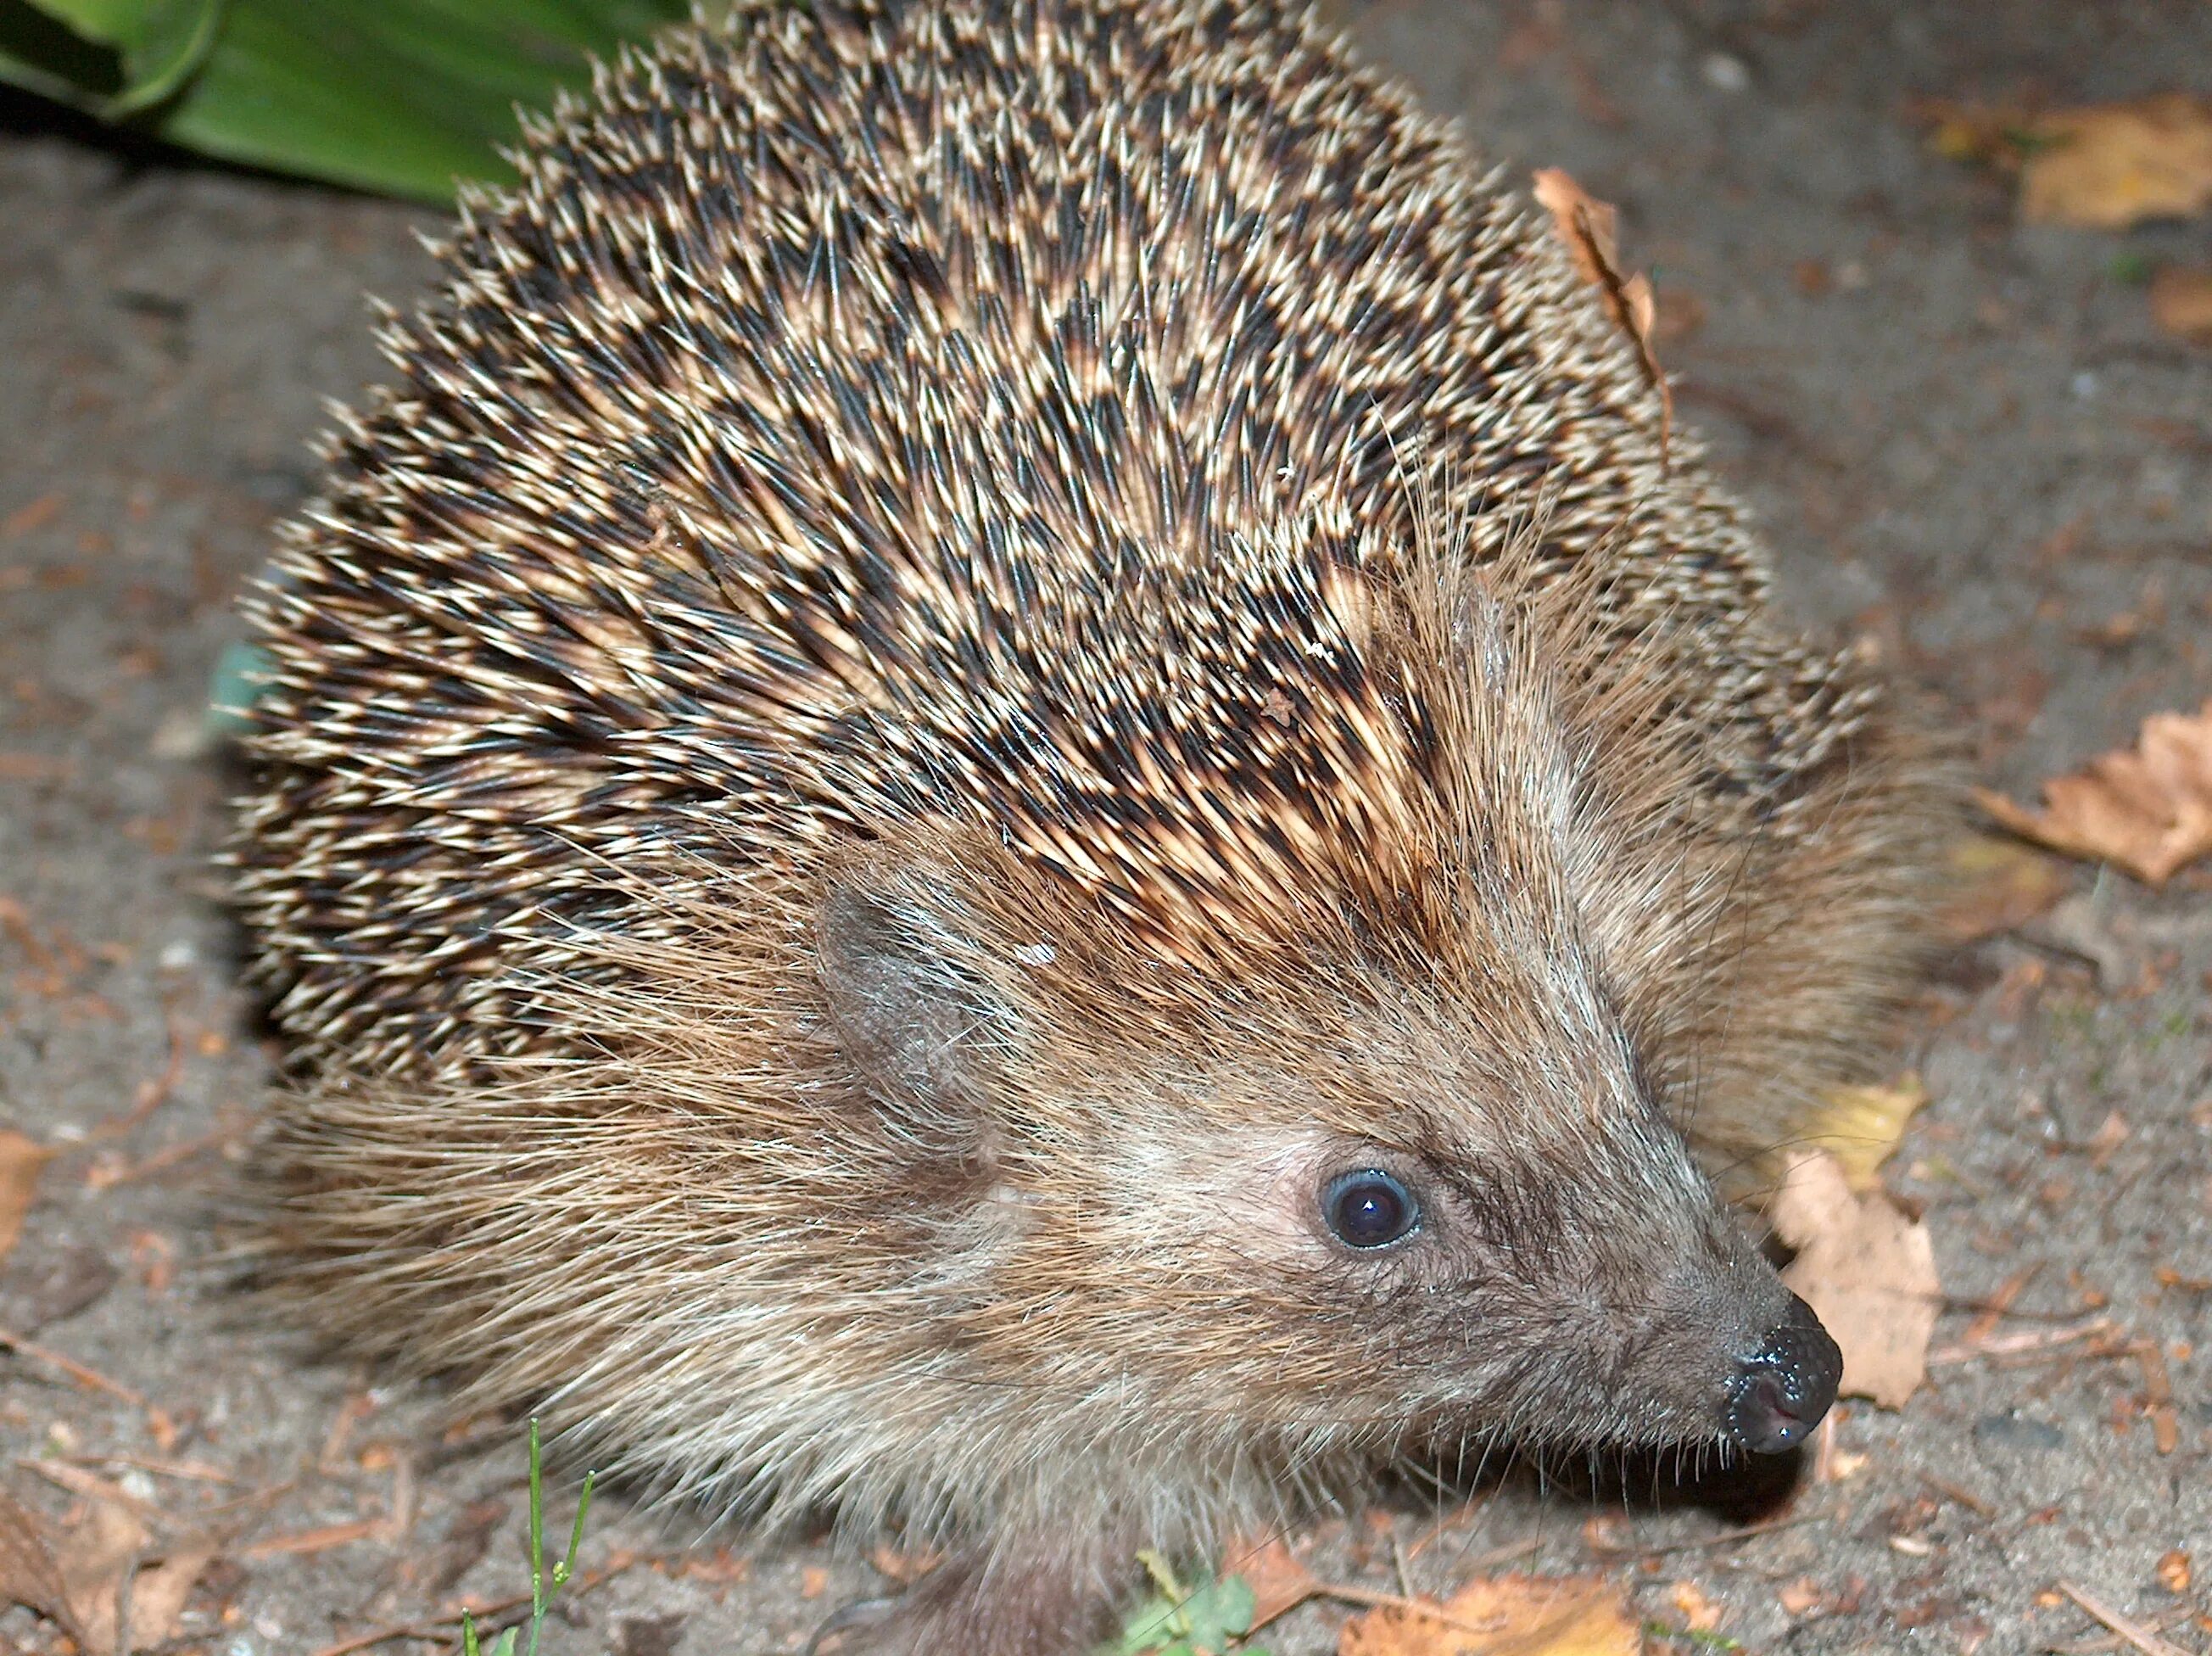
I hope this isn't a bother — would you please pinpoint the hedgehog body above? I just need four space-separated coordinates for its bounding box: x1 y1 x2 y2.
236 3 1945 1650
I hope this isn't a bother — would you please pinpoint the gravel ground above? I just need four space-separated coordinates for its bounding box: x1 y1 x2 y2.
1 3 2208 1653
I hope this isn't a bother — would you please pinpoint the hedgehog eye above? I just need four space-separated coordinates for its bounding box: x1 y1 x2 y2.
1321 1169 1420 1250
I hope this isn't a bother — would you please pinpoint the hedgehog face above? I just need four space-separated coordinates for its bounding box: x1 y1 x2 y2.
812 838 1836 1468
1243 1098 1826 1459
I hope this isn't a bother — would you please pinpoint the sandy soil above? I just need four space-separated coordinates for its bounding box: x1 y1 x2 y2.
1 3 2207 1653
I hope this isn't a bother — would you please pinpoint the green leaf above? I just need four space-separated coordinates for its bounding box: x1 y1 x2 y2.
1110 1566 1258 1656
0 0 126 104
3 0 704 201
109 0 221 112
18 0 153 46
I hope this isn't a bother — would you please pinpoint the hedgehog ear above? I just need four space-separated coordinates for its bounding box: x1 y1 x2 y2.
814 870 1015 1115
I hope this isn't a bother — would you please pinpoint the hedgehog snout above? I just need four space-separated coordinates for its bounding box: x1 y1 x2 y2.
1724 1292 1842 1453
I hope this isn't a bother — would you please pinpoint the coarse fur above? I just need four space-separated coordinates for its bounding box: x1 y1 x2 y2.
232 0 1951 1650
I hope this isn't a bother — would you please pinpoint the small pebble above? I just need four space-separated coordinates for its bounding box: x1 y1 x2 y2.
1975 1410 2065 1452
1701 50 1750 92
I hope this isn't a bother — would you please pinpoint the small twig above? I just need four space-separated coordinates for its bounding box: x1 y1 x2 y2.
1919 1473 1995 1519
1450 1536 1544 1574
83 1125 235 1189
241 1518 388 1559
1928 1315 2117 1366
1297 1577 1561 1642
64 1451 237 1485
18 1457 170 1526
305 1552 641 1656
1588 1513 1828 1557
87 1017 187 1143
1961 1264 2042 1346
1402 1491 1494 1563
2058 1581 2194 1656
308 1620 446 1656
2048 1602 2203 1655
2130 1341 2179 1456
0 1325 148 1406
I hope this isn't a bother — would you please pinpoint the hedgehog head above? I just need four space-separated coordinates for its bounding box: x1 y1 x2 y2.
794 536 1837 1476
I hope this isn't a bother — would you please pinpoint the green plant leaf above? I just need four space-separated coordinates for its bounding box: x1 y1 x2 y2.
0 0 126 104
3 0 704 201
1111 1565 1259 1656
20 0 153 46
109 0 221 111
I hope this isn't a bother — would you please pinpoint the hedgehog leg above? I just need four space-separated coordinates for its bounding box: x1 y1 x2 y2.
809 1543 1117 1656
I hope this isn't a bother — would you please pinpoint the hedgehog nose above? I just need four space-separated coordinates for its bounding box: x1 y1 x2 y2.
1725 1293 1842 1453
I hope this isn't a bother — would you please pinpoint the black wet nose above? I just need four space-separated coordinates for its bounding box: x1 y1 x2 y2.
1725 1293 1843 1453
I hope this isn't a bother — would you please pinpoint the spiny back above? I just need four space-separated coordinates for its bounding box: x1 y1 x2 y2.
239 0 1865 1075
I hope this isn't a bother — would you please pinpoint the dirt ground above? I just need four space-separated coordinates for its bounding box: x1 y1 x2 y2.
2 2 2209 1653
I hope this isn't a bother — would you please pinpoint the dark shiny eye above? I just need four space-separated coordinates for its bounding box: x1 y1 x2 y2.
1322 1169 1420 1250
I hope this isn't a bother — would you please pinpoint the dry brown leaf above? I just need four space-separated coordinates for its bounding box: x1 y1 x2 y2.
0 1130 52 1263
2149 266 2212 344
1772 1151 1938 1410
118 1540 215 1652
53 1490 149 1653
2019 94 2212 228
1935 834 2072 944
0 1471 216 1654
868 1543 944 1585
1667 1580 1723 1633
1799 1076 1930 1192
0 1482 84 1648
1338 1575 1639 1656
1774 1576 1821 1617
1975 699 2212 885
1229 1535 1321 1632
1530 169 1672 450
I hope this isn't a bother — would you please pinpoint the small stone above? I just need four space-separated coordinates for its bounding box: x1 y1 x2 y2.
1701 51 1750 92
1974 1410 2064 1452
0 1239 119 1333
613 1614 687 1656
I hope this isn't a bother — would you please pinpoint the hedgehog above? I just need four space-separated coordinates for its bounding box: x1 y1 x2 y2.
231 0 1948 1650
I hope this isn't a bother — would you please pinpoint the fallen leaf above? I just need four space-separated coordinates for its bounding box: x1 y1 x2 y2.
2087 1110 2131 1171
1228 1536 1321 1632
1771 1151 1940 1410
119 1540 216 1651
0 1131 52 1262
53 1490 148 1654
2149 266 2212 344
1775 1576 1821 1616
1531 169 1673 449
1975 700 2212 884
1338 1575 1639 1656
1668 1580 1723 1632
1935 834 2072 943
0 1472 218 1655
0 1483 85 1647
2019 95 2212 228
1799 1077 1930 1191
868 1543 943 1585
